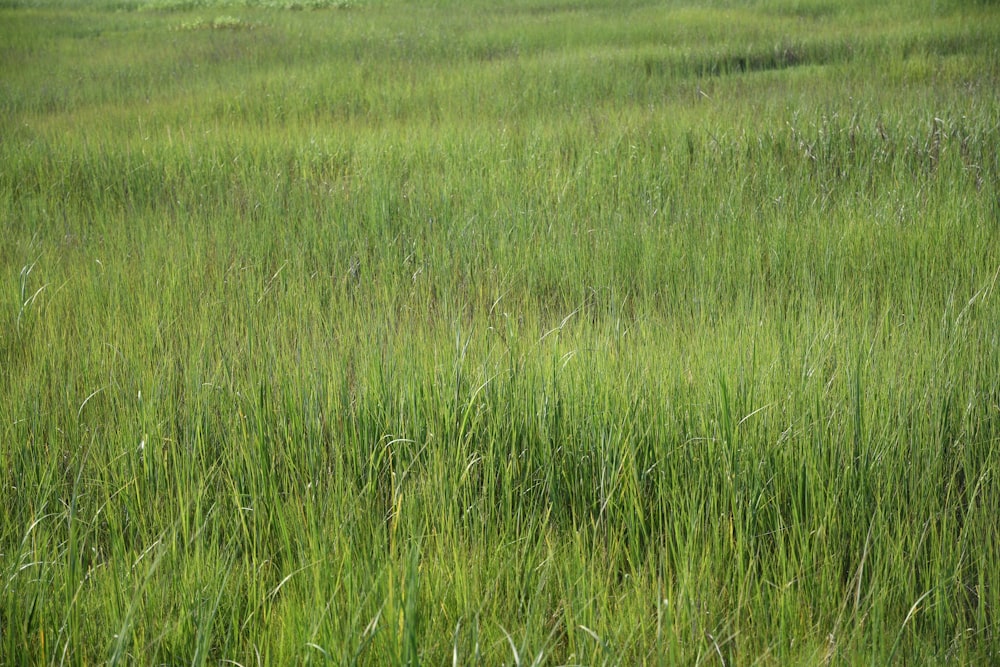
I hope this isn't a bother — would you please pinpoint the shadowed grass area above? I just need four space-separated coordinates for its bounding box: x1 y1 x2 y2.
1 0 999 663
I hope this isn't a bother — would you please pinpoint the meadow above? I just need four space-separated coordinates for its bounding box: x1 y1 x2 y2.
1 0 999 663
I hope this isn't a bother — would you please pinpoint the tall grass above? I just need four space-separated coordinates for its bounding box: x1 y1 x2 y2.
2 0 999 663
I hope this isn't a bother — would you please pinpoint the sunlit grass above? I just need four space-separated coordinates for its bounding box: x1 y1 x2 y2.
1 0 999 663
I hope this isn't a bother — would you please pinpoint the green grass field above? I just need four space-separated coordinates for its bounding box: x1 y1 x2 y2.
2 0 999 663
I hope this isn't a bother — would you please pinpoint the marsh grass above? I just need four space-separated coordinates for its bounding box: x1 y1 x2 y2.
2 0 1000 663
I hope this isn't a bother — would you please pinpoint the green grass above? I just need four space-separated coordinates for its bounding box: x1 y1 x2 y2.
2 0 999 663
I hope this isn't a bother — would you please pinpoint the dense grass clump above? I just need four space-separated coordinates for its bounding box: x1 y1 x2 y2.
2 0 1000 663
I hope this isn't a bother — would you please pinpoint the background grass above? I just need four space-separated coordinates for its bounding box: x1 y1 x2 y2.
2 0 1000 663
